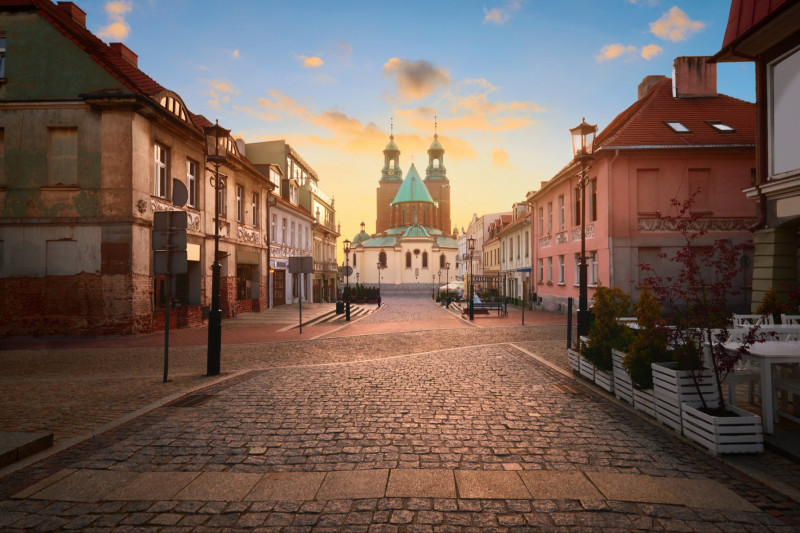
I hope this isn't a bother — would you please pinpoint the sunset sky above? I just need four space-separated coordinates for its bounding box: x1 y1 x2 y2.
78 0 753 252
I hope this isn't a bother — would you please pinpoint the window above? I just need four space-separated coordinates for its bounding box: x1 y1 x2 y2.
422 251 428 268
440 254 445 268
665 121 690 133
0 128 4 187
771 46 800 175
558 255 565 284
271 214 277 242
235 185 244 222
379 251 387 267
547 202 553 233
538 259 544 282
707 121 735 133
574 188 581 226
547 257 552 283
516 235 520 259
48 127 77 186
590 251 598 285
590 180 597 222
251 193 259 226
405 251 412 268
0 37 6 78
353 252 357 267
154 143 167 198
574 253 580 284
509 240 513 262
291 221 296 246
282 218 287 244
558 195 565 229
524 231 529 258
538 207 543 236
186 159 197 208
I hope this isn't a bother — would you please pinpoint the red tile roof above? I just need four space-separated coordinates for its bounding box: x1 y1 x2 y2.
595 78 755 150
720 0 792 50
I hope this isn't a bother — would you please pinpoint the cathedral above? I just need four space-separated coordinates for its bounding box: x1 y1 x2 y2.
347 131 459 294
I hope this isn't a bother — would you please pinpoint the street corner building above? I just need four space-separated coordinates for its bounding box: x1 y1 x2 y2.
0 0 283 335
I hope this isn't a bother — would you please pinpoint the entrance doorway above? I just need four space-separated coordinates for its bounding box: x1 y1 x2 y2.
273 269 286 306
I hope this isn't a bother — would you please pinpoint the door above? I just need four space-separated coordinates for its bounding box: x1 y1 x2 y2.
273 269 286 306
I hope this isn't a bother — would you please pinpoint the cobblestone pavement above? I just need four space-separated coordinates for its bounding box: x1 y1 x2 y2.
1 297 799 531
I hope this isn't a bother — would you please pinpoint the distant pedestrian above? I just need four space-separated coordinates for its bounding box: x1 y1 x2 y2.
377 295 382 307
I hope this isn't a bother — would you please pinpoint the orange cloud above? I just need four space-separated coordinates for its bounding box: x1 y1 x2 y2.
650 7 704 42
641 44 663 60
383 58 450 102
492 148 511 168
205 79 240 110
301 56 324 68
98 1 131 40
483 0 523 25
596 43 638 62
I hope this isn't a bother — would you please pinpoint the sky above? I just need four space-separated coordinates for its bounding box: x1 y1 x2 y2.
77 0 754 255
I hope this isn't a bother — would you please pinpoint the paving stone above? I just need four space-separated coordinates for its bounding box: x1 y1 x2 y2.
664 478 761 512
174 472 261 501
585 472 685 505
386 469 455 499
104 471 200 501
518 470 603 500
245 472 325 501
316 469 389 500
454 470 530 499
26 470 137 502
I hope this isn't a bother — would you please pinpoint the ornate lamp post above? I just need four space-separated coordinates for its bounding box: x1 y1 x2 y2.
570 118 597 339
467 237 476 321
446 261 450 300
432 274 435 299
377 260 383 304
204 120 230 376
437 270 442 300
343 239 351 321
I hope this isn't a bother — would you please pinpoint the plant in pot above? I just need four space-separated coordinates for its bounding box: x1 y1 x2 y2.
579 284 634 392
639 192 763 453
755 287 789 324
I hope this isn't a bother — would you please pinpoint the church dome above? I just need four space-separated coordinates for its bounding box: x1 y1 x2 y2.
384 135 399 152
429 134 443 151
352 222 371 244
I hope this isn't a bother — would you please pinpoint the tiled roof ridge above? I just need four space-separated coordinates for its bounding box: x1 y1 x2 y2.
595 78 666 148
29 0 167 98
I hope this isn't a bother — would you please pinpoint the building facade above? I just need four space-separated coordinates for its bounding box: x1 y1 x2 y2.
497 203 532 303
527 57 757 314
0 0 275 335
714 0 800 311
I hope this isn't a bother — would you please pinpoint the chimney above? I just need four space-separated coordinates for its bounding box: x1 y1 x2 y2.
109 43 138 68
638 75 666 100
57 2 86 27
672 56 717 98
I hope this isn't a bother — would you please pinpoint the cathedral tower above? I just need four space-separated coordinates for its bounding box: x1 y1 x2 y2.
376 128 402 234
424 128 451 237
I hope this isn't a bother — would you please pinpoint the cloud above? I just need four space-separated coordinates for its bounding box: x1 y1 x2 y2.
204 79 240 110
650 6 704 42
483 0 523 25
383 57 451 102
98 1 132 40
492 148 511 168
641 43 663 60
596 43 638 62
300 55 324 68
334 41 352 61
231 50 240 59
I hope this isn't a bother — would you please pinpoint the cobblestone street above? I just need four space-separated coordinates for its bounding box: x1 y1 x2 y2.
1 297 799 531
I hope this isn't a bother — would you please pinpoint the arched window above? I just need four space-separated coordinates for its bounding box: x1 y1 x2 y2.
389 160 395 169
433 158 440 169
405 251 412 268
440 254 446 268
353 253 357 267
379 251 387 267
422 251 428 268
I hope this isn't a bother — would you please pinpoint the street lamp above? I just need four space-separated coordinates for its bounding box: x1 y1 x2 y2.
570 117 597 339
437 270 442 300
432 274 435 300
445 262 450 308
204 120 230 376
343 239 351 321
468 237 476 320
377 260 383 306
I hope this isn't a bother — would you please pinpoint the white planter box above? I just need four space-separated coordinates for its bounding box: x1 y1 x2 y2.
653 362 719 433
612 349 633 404
567 349 580 373
681 403 763 454
633 387 656 418
579 355 595 381
594 367 614 393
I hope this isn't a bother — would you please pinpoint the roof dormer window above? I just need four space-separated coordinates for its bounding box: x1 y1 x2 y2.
665 121 690 133
707 121 735 133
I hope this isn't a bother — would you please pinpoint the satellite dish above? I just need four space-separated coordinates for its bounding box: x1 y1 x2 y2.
172 179 188 208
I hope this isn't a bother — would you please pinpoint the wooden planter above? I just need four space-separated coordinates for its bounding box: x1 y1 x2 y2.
652 362 719 433
594 367 614 393
681 403 763 454
612 349 633 404
633 387 656 418
579 355 595 381
567 349 580 373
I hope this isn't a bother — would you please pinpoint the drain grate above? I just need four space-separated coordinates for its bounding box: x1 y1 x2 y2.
165 394 215 407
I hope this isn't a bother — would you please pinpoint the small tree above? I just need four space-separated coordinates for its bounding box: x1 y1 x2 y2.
756 287 789 323
624 285 672 389
581 285 634 372
639 191 757 414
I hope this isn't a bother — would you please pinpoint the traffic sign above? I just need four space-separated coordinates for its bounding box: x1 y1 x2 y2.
154 250 188 274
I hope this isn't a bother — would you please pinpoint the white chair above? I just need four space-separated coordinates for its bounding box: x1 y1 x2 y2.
732 314 773 327
725 369 761 406
774 375 800 425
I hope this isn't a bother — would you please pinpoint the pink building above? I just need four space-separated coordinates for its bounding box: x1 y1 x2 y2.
526 57 757 313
